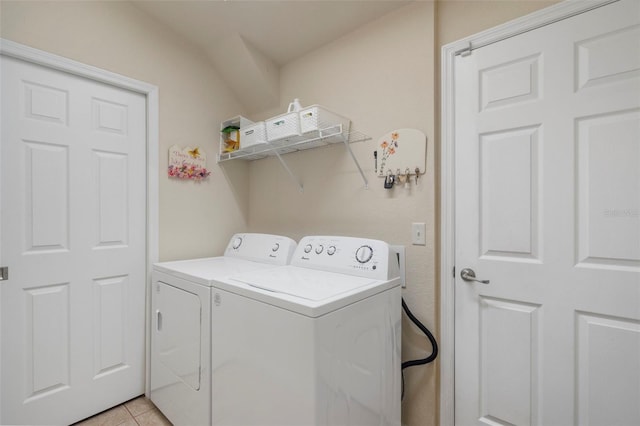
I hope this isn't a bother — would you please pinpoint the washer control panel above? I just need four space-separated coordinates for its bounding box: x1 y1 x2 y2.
291 236 399 280
224 233 297 265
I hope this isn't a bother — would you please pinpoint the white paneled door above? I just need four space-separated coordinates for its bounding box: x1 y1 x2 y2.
454 1 640 425
1 56 146 425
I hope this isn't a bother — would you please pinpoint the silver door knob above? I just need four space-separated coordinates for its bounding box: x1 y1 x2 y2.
460 268 490 284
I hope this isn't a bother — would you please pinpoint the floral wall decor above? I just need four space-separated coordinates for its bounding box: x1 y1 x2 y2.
379 131 399 174
376 128 427 177
168 145 211 180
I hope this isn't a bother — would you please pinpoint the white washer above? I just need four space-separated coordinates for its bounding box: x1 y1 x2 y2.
210 235 402 426
150 233 296 426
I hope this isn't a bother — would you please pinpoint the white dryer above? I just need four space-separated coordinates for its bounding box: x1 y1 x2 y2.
150 233 296 426
210 235 402 426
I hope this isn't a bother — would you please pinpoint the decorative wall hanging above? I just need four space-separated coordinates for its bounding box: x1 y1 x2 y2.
374 128 426 189
168 145 211 180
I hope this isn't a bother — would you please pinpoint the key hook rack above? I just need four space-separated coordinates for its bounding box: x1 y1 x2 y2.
374 128 427 189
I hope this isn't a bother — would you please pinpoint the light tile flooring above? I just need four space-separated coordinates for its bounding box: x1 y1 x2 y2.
73 396 172 426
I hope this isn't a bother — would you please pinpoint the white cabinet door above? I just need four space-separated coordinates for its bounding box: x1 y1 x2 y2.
150 277 208 426
1 56 147 425
454 1 640 424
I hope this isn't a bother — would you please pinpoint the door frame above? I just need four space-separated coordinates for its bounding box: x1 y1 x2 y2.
439 1 616 424
0 39 159 410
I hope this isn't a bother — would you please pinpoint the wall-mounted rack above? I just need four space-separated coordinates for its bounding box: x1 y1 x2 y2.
217 123 371 192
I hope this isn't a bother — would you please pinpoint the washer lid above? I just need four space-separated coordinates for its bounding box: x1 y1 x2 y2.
230 266 379 301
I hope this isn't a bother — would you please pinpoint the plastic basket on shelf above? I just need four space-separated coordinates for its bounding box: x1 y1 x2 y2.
265 112 302 146
300 105 351 138
240 121 267 149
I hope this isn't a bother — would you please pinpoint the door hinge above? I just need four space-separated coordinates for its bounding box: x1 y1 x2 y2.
0 266 8 281
452 266 455 278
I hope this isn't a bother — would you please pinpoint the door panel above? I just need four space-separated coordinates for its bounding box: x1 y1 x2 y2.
576 313 640 425
25 283 71 400
25 141 70 252
454 1 640 425
480 126 540 259
93 275 129 377
479 297 540 426
577 109 640 267
1 56 147 425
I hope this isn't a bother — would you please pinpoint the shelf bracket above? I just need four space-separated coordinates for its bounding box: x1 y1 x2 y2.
272 148 304 193
341 134 369 189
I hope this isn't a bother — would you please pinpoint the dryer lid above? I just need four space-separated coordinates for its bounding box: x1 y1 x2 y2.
153 257 276 285
230 266 379 301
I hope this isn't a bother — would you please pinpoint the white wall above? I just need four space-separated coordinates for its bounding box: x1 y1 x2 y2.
247 3 438 425
0 0 250 262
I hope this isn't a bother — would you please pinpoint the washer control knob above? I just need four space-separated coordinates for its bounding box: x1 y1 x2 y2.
272 242 280 252
315 244 324 254
304 244 313 253
327 246 336 255
232 237 243 249
355 245 373 264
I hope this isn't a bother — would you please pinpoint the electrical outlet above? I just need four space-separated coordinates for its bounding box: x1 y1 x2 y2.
412 222 426 245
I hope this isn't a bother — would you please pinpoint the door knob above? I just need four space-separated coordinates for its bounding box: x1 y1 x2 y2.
460 268 490 284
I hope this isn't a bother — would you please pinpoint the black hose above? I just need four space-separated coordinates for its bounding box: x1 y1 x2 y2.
401 297 438 400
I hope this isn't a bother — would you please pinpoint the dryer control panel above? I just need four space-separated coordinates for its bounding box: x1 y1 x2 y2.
224 233 297 265
291 236 400 280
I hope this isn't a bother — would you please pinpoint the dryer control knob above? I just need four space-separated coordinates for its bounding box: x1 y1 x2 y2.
315 245 324 254
232 237 243 249
272 243 280 252
304 244 312 253
327 246 336 255
355 245 373 263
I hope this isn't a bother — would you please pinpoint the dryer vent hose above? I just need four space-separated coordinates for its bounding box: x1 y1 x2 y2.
401 297 438 401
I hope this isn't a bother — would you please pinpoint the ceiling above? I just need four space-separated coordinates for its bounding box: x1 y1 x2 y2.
131 0 412 66
130 0 413 112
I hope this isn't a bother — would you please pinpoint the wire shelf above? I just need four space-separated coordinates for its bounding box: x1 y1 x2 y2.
217 125 370 162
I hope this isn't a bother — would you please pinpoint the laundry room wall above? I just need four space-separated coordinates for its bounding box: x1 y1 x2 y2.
0 0 250 262
246 2 438 425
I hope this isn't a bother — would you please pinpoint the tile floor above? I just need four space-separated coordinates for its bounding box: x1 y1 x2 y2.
73 396 172 426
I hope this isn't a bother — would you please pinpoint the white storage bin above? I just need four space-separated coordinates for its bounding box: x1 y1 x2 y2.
299 105 351 136
220 115 254 155
240 121 267 148
266 112 301 143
